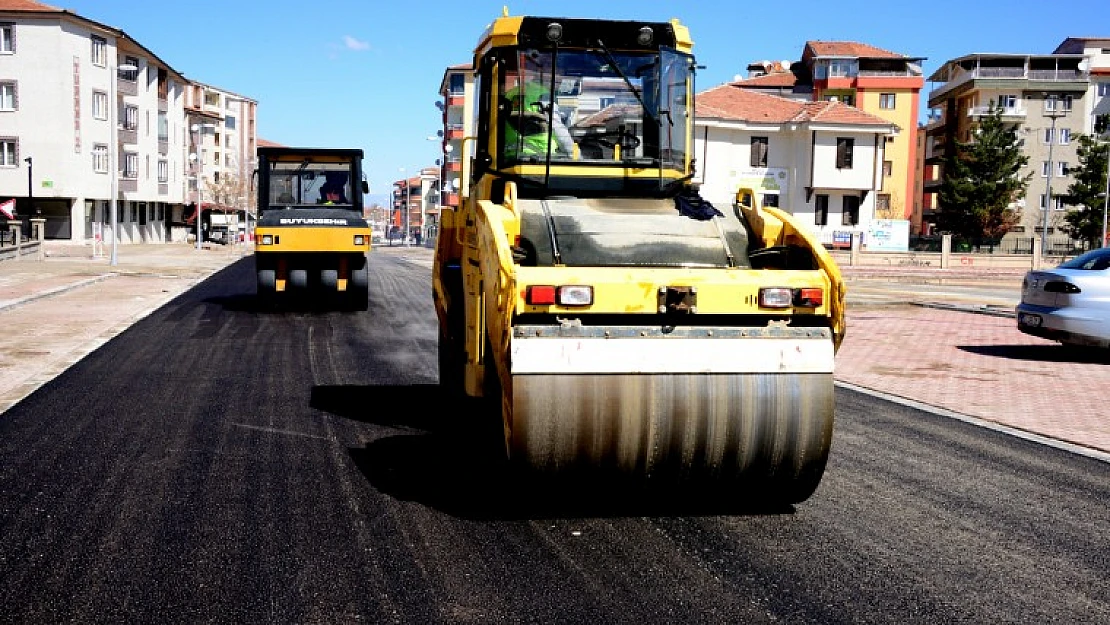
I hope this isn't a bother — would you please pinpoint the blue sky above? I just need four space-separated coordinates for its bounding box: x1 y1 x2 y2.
58 0 1106 206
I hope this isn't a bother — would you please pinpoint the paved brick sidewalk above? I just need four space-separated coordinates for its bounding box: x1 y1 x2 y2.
836 304 1110 455
0 242 1107 459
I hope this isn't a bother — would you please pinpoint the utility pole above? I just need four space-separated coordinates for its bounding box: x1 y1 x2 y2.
1040 94 1066 258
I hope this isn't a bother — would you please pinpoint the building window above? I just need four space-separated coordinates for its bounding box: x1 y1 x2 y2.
836 137 854 169
91 35 107 66
225 115 236 130
204 91 220 107
814 194 829 226
829 60 853 77
1099 83 1110 97
1044 95 1058 112
92 144 108 173
123 152 139 179
876 194 891 213
449 72 465 94
879 93 896 109
1043 128 1054 144
0 23 13 53
1042 161 1051 177
0 138 16 166
999 94 1016 109
0 82 14 111
750 136 768 167
761 193 779 208
1059 128 1071 145
158 160 168 182
1062 95 1073 111
130 203 138 222
1057 161 1068 177
119 55 139 81
123 104 138 131
1040 195 1067 211
92 91 107 120
882 160 893 177
157 112 168 141
842 195 860 226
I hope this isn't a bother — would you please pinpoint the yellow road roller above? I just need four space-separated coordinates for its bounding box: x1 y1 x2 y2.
254 147 371 310
433 12 845 502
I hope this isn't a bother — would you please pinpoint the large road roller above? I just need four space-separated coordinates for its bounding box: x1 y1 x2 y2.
254 147 371 310
432 12 846 503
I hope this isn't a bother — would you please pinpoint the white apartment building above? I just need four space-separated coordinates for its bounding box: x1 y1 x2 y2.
695 85 898 248
0 1 189 244
0 1 258 246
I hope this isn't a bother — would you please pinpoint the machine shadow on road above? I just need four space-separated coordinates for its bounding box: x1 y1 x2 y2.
312 383 796 521
959 344 1110 364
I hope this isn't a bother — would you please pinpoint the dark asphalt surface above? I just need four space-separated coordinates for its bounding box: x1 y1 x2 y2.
0 251 1108 624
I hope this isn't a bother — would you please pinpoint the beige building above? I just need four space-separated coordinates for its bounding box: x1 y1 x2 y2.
183 81 258 242
925 39 1108 248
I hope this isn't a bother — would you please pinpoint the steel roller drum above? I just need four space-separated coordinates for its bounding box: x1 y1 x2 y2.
508 371 834 503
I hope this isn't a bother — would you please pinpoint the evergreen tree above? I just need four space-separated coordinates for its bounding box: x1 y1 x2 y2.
1063 132 1109 249
937 103 1031 241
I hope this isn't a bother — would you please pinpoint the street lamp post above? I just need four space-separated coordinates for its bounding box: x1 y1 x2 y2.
191 123 215 251
1041 96 1066 258
1099 116 1110 248
399 167 410 246
23 157 31 229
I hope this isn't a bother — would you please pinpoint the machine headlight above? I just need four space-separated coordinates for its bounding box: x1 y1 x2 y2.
354 235 366 246
557 285 593 307
260 235 274 245
759 287 793 309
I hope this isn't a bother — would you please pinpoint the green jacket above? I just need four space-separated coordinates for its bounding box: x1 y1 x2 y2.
503 82 558 159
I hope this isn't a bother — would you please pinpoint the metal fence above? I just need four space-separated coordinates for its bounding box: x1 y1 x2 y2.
908 235 1091 256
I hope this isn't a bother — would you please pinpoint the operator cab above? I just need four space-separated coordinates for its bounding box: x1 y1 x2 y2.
473 17 696 199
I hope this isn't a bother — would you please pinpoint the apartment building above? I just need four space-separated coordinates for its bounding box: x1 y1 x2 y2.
924 46 1097 244
390 168 437 244
182 81 258 241
0 0 188 244
733 42 926 228
695 85 898 247
435 63 472 215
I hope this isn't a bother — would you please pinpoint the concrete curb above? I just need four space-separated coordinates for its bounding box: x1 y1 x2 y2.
0 274 115 313
835 380 1110 464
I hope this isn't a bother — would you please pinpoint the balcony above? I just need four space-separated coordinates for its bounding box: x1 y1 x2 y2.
930 67 1089 103
119 128 138 145
968 105 1027 119
116 77 138 97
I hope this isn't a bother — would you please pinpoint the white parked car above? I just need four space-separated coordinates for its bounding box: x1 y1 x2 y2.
1017 248 1110 348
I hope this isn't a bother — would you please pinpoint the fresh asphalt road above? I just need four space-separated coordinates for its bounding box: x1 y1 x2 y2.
0 251 1107 624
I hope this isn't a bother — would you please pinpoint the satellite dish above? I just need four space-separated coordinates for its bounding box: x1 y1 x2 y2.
781 60 792 70
733 74 742 82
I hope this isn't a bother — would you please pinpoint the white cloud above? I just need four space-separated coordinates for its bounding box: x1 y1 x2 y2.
343 36 370 51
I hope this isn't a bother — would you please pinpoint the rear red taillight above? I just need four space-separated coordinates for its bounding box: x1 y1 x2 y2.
795 288 823 307
526 285 557 305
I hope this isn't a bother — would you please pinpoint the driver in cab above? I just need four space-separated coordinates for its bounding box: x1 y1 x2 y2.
503 76 576 160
